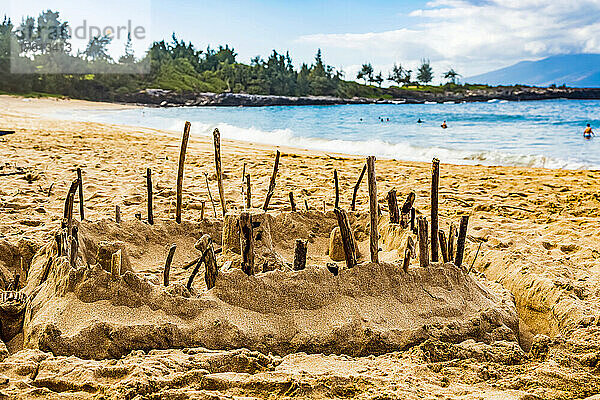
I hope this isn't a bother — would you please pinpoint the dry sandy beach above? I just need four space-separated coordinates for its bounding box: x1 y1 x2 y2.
0 95 599 399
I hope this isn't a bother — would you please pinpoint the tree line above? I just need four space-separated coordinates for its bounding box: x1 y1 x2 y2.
358 59 460 87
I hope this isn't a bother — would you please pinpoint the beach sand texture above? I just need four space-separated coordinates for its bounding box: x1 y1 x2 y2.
0 95 599 399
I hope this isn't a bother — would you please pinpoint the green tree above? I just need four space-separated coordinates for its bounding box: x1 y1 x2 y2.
417 58 433 85
388 63 412 86
373 71 383 87
84 35 112 61
118 33 135 64
443 68 460 84
357 63 373 85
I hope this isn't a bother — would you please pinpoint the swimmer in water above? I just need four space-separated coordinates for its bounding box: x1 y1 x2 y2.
441 120 448 129
417 118 423 123
584 123 594 138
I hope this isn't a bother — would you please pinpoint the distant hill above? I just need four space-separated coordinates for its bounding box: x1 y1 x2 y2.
466 54 600 88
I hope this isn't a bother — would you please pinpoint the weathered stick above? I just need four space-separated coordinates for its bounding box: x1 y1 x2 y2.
289 191 296 212
304 199 309 211
401 192 416 228
63 179 79 221
387 189 400 224
188 234 218 290
438 229 449 263
410 208 416 233
200 201 205 220
454 215 469 267
76 168 84 220
351 164 367 211
334 169 340 209
334 207 357 269
323 200 326 212
293 239 307 271
111 250 122 279
163 244 176 286
241 162 246 206
431 158 440 262
70 236 78 267
417 216 429 268
366 156 379 263
448 222 456 261
115 205 121 224
187 249 208 291
468 242 483 273
239 212 255 275
204 173 218 218
176 121 191 223
263 150 281 211
402 236 415 273
246 174 251 209
147 168 153 225
213 128 227 216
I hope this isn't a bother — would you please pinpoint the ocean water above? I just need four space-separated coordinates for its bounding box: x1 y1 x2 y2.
50 99 600 169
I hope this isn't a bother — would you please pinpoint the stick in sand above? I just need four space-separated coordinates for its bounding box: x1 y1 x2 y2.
289 191 296 212
401 192 416 228
304 199 309 211
334 207 357 269
263 150 281 211
293 239 307 271
366 156 379 263
115 205 121 224
147 168 153 225
334 169 340 209
417 216 429 268
430 158 440 262
239 211 255 275
438 229 449 263
76 168 84 220
448 222 456 260
402 236 415 273
454 215 469 268
241 162 246 207
111 250 122 279
468 242 483 273
213 128 227 216
201 201 205 220
246 174 251 209
204 173 218 218
387 189 400 224
351 164 367 211
176 121 191 223
163 244 176 286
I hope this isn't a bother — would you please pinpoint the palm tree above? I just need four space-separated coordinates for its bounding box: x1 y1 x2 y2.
443 68 461 84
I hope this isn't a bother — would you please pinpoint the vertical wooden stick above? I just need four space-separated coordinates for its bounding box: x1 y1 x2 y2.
304 199 309 211
402 236 414 273
163 244 176 286
241 162 246 207
70 235 78 268
289 191 296 212
410 208 416 233
401 192 416 228
246 174 251 209
111 250 122 279
351 164 367 211
334 169 340 209
115 205 121 224
176 121 191 223
366 156 379 263
213 128 227 216
263 150 281 211
455 215 469 267
63 178 79 222
417 217 429 268
438 229 449 263
387 189 400 223
431 158 440 262
333 207 357 269
293 239 307 271
201 201 205 220
448 222 456 261
204 173 218 218
188 235 217 290
323 200 326 212
76 168 84 220
147 167 154 225
239 212 255 275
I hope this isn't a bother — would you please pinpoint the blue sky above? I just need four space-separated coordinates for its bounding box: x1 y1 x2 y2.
6 0 600 82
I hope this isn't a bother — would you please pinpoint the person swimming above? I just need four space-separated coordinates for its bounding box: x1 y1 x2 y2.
417 118 423 123
441 120 448 129
584 123 594 138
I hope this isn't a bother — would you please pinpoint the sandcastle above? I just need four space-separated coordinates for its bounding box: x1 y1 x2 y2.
0 124 520 363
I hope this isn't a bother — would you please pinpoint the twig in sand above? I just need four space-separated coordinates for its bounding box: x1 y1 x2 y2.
497 205 535 213
351 164 367 211
468 242 483 274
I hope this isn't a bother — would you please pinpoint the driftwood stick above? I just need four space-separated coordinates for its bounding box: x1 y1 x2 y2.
351 164 366 211
333 207 357 269
246 174 251 209
176 121 191 223
204 173 218 218
187 248 208 290
438 229 449 263
163 244 176 286
448 222 456 260
410 208 416 233
241 162 246 206
111 250 122 279
402 236 415 273
323 200 326 213
417 216 429 268
55 233 62 257
76 168 84 220
63 179 79 221
366 156 379 263
213 128 227 216
293 239 307 271
70 236 78 268
115 205 121 224
201 201 205 220
239 212 255 275
401 192 416 228
147 168 154 225
334 169 340 209
204 241 218 290
263 150 281 211
468 242 483 273
304 199 309 211
289 191 296 212
431 158 440 262
454 215 469 267
387 189 400 224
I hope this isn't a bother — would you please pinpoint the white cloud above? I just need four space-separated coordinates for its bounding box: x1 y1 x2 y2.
297 0 600 81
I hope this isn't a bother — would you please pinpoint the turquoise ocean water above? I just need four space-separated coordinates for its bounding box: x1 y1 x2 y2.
50 99 600 169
